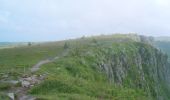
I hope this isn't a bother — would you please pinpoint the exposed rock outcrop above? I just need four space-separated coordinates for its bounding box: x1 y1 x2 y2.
88 41 170 100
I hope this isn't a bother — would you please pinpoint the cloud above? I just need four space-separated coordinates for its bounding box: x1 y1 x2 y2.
0 10 11 23
0 0 170 41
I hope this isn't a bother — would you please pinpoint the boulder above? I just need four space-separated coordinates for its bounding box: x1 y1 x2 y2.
7 93 15 100
21 80 30 88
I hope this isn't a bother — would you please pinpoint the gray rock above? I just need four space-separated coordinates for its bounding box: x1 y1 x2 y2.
2 74 8 78
21 80 30 88
24 77 32 81
0 80 19 85
9 80 19 85
7 93 15 100
19 95 36 100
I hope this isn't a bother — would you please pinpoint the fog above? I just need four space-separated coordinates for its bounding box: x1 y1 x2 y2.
0 0 170 41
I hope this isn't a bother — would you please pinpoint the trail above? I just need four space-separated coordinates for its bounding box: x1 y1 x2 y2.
31 56 59 73
7 50 68 100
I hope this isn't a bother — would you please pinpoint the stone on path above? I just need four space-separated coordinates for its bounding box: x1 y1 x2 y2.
21 80 30 88
7 93 15 100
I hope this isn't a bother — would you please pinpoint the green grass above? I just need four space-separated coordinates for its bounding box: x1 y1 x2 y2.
0 83 12 91
0 34 168 100
29 40 152 100
0 92 10 100
0 42 65 79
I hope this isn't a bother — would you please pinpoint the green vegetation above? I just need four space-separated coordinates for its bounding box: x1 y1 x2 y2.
0 42 65 79
0 83 12 91
30 39 153 99
0 34 169 100
0 92 10 100
30 55 150 99
155 41 170 59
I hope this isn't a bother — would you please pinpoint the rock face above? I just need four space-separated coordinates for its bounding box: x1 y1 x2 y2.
88 41 170 100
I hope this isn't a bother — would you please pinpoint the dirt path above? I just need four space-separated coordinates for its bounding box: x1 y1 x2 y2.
7 50 68 100
31 57 59 73
31 59 51 72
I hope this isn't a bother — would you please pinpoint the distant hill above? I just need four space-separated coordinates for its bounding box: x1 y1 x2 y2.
0 42 28 49
155 36 170 42
0 42 13 46
155 41 170 59
154 37 170 58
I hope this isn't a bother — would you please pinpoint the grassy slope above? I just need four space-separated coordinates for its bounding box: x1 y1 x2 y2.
0 35 160 100
29 38 151 100
0 42 65 79
0 42 65 99
155 41 170 57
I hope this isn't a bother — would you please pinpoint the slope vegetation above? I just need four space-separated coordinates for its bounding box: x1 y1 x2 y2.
0 34 170 100
30 35 170 100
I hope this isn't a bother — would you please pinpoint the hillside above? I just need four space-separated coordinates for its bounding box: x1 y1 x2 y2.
155 41 170 59
155 36 170 42
0 42 28 49
0 34 170 100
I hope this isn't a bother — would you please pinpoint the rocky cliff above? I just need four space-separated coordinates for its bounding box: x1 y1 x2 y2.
29 34 170 100
87 39 170 100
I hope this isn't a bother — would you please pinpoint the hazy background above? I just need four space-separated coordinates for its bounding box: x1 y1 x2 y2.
0 0 170 42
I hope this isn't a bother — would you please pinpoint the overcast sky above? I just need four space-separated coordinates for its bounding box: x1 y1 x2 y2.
0 0 170 42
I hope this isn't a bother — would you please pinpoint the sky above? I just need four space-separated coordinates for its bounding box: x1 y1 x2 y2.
0 0 170 42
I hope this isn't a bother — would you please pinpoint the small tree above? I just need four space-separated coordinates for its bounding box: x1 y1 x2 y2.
81 35 86 39
64 42 69 49
28 42 32 46
92 38 97 44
